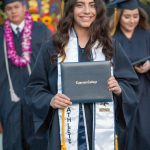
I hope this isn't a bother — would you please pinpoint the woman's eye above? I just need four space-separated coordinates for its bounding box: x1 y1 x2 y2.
75 3 83 8
90 3 96 8
133 15 139 18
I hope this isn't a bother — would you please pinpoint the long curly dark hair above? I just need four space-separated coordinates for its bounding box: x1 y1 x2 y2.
53 0 113 61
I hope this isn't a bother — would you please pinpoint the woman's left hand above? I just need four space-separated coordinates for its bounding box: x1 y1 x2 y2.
107 76 122 96
134 60 150 74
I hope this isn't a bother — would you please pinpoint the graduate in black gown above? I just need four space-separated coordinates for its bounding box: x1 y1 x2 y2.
25 0 139 149
0 0 51 150
111 0 150 149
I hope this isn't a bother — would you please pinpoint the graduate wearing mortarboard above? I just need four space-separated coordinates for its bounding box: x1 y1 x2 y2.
25 0 139 149
0 0 51 150
110 0 150 149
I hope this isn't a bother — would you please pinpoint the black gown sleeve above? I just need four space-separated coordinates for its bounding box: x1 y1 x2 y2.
112 39 139 128
146 32 150 81
147 71 150 81
25 40 56 135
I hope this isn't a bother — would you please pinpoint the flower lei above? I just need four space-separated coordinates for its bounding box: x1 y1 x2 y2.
4 11 33 67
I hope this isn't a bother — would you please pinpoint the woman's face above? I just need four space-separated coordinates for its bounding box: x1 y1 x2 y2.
120 8 140 33
73 0 96 30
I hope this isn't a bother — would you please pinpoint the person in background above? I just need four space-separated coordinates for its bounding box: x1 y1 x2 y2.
0 0 51 150
25 0 139 149
110 0 150 149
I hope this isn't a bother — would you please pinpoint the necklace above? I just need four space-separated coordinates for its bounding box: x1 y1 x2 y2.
4 11 33 67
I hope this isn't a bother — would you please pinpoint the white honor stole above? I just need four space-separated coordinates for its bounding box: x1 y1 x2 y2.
58 30 115 150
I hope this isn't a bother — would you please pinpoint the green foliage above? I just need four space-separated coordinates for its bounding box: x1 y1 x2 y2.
0 10 6 25
140 0 150 5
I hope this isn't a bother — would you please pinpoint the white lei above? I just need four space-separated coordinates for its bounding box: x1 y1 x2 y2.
57 29 115 150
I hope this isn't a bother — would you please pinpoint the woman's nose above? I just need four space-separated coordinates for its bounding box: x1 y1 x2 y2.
84 5 90 14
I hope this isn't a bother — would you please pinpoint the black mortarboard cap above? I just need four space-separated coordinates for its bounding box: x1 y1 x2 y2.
4 0 23 7
108 0 139 9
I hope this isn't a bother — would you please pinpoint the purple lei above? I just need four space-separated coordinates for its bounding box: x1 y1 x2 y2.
4 11 33 67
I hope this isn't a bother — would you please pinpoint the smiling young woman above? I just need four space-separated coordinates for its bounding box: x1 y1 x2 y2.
25 0 139 150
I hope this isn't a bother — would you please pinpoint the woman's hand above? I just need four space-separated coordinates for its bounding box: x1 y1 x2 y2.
107 76 122 96
134 60 150 74
50 93 72 109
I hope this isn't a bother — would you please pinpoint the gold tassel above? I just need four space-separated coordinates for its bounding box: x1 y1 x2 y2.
61 108 67 150
61 145 67 150
61 0 65 17
115 134 119 150
111 8 119 36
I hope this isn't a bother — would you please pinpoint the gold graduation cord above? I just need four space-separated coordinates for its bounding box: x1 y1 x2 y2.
61 48 67 150
61 108 67 150
115 134 119 150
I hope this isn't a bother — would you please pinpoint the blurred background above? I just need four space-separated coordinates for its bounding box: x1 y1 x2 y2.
0 0 150 34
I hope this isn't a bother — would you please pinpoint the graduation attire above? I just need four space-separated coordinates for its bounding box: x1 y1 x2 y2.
25 33 139 150
110 0 150 149
0 21 51 150
114 27 150 150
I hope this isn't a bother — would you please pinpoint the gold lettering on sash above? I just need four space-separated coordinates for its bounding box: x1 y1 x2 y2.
99 102 110 112
66 107 72 144
99 108 110 112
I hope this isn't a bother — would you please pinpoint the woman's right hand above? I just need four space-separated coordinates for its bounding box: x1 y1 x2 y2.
50 93 72 109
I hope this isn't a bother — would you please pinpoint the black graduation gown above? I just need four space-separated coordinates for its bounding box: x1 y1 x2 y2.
25 39 139 150
114 27 150 150
0 22 51 150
